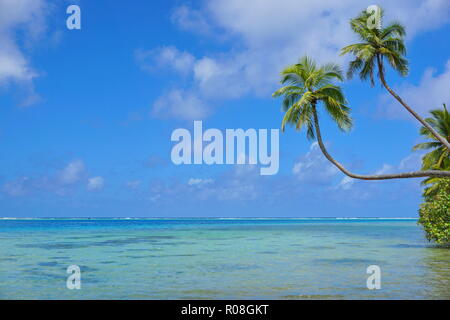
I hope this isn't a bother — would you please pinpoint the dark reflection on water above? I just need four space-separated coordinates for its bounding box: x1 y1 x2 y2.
421 247 450 299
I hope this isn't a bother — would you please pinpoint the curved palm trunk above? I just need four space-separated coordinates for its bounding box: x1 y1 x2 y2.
376 55 450 151
311 104 450 180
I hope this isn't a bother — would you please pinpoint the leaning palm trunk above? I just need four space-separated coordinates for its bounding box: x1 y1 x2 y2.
376 55 450 151
311 104 450 180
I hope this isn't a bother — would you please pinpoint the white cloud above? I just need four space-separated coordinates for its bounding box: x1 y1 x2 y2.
0 159 103 197
374 164 394 175
198 0 450 46
0 45 37 85
0 0 49 104
152 89 210 120
87 177 104 192
389 0 450 36
336 176 355 191
188 178 214 186
399 152 424 171
135 46 195 75
145 146 425 207
374 152 424 175
335 152 424 194
1 177 30 196
126 180 141 190
292 142 339 184
378 60 450 119
193 166 260 201
171 5 211 35
148 163 262 203
58 160 86 185
147 0 450 119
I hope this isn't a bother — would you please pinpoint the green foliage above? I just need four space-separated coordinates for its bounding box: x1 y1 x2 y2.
419 179 450 245
413 104 450 197
272 56 352 139
340 7 408 86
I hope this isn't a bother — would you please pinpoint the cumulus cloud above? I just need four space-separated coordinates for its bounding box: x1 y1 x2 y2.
336 176 355 191
148 164 262 204
334 152 425 199
87 177 104 192
378 60 450 119
1 177 31 197
292 142 339 184
171 5 211 35
58 160 86 185
152 89 210 120
0 160 102 197
0 0 50 105
375 152 424 176
144 0 450 119
188 178 214 186
126 180 141 190
144 142 425 209
135 46 195 75
398 152 424 171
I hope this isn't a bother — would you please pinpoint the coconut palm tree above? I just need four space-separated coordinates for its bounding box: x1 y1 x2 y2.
273 56 353 138
340 8 450 151
273 56 450 180
413 104 450 196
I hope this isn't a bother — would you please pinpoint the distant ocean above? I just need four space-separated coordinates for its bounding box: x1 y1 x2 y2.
0 218 449 299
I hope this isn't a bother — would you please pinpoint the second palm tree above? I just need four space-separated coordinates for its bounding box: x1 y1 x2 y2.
273 56 450 180
340 8 450 151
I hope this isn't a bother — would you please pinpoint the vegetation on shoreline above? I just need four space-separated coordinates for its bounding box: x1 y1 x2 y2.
419 179 450 244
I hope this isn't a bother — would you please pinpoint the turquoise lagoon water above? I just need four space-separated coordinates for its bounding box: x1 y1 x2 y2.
0 218 449 299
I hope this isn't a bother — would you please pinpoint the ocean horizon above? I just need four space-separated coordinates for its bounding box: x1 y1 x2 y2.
1 218 448 299
1 0 450 308
0 217 420 220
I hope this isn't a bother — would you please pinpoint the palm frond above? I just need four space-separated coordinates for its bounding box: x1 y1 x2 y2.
413 142 442 151
342 7 409 84
273 56 353 139
381 22 406 39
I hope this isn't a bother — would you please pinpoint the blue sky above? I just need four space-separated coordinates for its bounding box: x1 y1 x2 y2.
1 0 450 218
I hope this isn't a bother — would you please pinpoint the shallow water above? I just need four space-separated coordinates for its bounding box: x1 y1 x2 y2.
0 218 449 299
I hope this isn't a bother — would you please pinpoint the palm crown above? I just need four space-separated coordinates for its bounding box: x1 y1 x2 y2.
272 56 352 139
413 104 450 196
341 8 408 86
413 104 450 171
